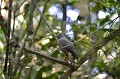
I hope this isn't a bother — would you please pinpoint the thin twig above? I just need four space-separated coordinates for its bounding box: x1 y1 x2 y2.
12 0 26 37
13 34 29 76
27 65 33 79
35 0 49 35
14 0 26 13
0 16 8 38
36 4 58 41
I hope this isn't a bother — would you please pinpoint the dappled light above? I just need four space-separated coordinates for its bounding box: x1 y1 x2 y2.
0 0 120 79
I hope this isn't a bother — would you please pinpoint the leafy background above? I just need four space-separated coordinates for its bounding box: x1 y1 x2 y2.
0 0 120 79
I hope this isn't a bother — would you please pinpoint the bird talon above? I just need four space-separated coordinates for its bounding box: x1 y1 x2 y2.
63 56 69 62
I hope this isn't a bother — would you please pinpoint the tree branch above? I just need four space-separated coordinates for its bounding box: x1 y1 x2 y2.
35 0 49 35
61 0 67 32
36 4 58 41
13 35 28 76
60 26 120 79
12 0 26 37
23 47 74 68
3 0 12 73
27 0 35 34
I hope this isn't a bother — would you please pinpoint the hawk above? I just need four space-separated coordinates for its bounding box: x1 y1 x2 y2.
57 34 78 63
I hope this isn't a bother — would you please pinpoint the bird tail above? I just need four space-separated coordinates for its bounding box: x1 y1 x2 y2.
71 50 78 60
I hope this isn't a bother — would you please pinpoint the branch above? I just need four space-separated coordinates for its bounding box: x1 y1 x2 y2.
12 0 26 37
13 35 29 76
35 0 49 35
36 4 58 41
60 26 120 79
23 47 74 67
61 0 67 32
3 0 12 73
27 0 36 34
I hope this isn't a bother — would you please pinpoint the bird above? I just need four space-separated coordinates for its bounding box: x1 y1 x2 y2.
57 34 78 63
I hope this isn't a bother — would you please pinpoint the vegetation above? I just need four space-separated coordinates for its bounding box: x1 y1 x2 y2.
0 0 120 79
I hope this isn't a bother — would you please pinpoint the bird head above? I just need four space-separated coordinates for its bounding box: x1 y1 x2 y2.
57 34 64 39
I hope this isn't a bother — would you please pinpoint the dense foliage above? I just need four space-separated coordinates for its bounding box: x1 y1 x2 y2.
0 0 120 79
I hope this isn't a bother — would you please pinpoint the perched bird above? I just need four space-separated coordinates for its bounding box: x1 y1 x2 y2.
57 34 78 63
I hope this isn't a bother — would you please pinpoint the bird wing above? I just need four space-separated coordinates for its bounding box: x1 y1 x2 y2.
58 37 78 59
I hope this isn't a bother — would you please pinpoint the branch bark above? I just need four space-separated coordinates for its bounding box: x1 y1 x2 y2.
24 47 74 68
27 0 35 34
35 0 49 35
61 0 67 32
3 0 12 73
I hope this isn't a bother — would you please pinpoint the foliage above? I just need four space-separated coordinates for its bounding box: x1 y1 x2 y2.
0 0 120 79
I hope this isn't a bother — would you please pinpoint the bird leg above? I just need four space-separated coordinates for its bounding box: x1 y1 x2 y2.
68 53 75 65
63 54 69 62
63 53 75 65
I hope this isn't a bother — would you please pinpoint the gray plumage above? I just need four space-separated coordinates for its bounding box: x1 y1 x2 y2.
57 34 78 60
